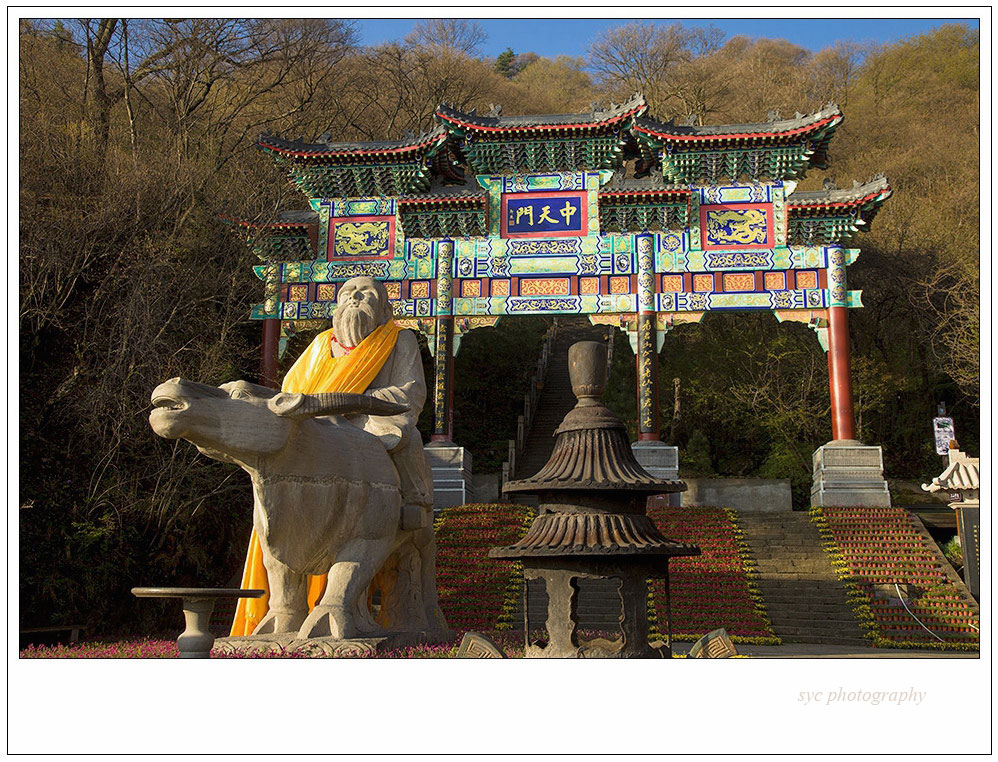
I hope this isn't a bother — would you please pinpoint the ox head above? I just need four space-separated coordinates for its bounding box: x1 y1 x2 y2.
150 377 410 464
150 378 292 461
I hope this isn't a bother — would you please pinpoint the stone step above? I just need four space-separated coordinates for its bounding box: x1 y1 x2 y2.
754 599 857 610
778 635 871 646
763 613 862 624
736 511 868 644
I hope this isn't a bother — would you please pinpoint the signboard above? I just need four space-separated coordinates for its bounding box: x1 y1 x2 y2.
956 506 980 599
327 216 395 260
501 191 587 238
933 416 956 455
700 203 774 250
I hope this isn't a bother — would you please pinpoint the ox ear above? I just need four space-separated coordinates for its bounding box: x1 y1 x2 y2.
268 392 307 417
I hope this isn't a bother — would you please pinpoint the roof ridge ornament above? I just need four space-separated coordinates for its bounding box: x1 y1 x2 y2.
487 103 502 118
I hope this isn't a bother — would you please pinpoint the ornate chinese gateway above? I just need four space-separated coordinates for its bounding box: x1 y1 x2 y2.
232 96 892 503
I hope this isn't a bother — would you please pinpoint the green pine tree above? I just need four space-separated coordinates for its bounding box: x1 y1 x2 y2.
495 47 516 78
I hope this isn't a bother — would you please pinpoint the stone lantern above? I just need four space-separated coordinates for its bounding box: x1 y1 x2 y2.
922 443 981 599
490 341 698 658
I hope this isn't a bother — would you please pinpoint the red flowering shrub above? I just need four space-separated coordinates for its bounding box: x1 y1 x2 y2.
434 503 534 633
811 506 979 650
648 505 780 644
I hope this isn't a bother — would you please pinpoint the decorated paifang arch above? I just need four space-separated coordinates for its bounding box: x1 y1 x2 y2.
230 95 891 447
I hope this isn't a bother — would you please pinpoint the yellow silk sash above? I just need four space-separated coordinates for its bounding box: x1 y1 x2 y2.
230 320 401 637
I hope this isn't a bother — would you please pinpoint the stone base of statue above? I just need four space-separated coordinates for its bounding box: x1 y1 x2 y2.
631 441 680 507
213 629 456 658
811 439 891 507
425 443 473 509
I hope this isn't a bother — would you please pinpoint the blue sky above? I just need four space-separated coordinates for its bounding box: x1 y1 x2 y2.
353 16 981 60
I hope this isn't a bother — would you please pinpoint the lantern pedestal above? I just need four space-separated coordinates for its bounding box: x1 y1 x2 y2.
491 341 698 658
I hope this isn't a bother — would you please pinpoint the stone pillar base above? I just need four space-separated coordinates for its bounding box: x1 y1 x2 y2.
631 441 680 506
811 439 891 507
424 443 473 510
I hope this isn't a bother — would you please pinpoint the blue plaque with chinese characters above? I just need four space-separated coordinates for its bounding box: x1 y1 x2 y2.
501 191 587 238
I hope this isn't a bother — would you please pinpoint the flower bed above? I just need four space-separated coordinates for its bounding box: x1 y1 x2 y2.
23 503 786 656
647 505 780 645
19 635 536 658
434 503 535 633
20 639 180 658
810 506 979 651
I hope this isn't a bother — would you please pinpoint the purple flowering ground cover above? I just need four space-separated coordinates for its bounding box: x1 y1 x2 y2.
20 632 528 658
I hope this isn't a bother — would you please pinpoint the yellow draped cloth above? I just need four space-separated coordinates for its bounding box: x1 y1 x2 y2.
229 320 401 636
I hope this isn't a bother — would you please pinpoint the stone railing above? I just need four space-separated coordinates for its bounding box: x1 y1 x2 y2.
502 320 558 488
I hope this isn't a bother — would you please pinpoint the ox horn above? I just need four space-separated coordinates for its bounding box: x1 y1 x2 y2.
269 392 410 419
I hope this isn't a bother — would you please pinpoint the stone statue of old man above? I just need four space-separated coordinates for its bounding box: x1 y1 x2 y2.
149 275 448 641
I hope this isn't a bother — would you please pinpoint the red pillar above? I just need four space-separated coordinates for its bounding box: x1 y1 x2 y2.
260 318 280 389
636 313 660 441
431 315 455 443
827 306 856 441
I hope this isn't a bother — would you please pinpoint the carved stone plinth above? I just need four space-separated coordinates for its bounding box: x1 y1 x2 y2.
631 441 680 506
213 629 455 658
425 443 473 509
811 439 891 507
522 562 668 659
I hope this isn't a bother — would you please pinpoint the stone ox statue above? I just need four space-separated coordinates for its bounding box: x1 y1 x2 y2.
148 379 448 641
149 277 452 639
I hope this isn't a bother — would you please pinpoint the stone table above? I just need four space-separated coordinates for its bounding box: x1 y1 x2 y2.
131 587 264 658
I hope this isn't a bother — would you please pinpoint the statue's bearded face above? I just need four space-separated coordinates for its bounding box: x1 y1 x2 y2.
333 277 390 347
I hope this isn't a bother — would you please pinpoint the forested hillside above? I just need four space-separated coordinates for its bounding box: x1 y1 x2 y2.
18 19 979 633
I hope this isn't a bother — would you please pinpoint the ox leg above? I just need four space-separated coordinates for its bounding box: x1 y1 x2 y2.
298 537 393 640
380 538 427 632
414 522 449 634
253 551 308 635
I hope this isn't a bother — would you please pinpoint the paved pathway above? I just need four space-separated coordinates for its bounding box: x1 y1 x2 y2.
723 643 977 658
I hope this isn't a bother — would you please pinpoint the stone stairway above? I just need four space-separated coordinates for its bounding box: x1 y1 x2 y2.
738 512 869 646
513 318 607 483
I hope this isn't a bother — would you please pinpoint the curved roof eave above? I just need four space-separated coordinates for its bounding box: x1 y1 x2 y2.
435 94 648 133
633 103 843 143
257 125 449 159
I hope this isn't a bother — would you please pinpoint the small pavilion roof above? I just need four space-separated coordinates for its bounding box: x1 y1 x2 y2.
922 451 980 494
435 94 648 134
922 459 981 492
